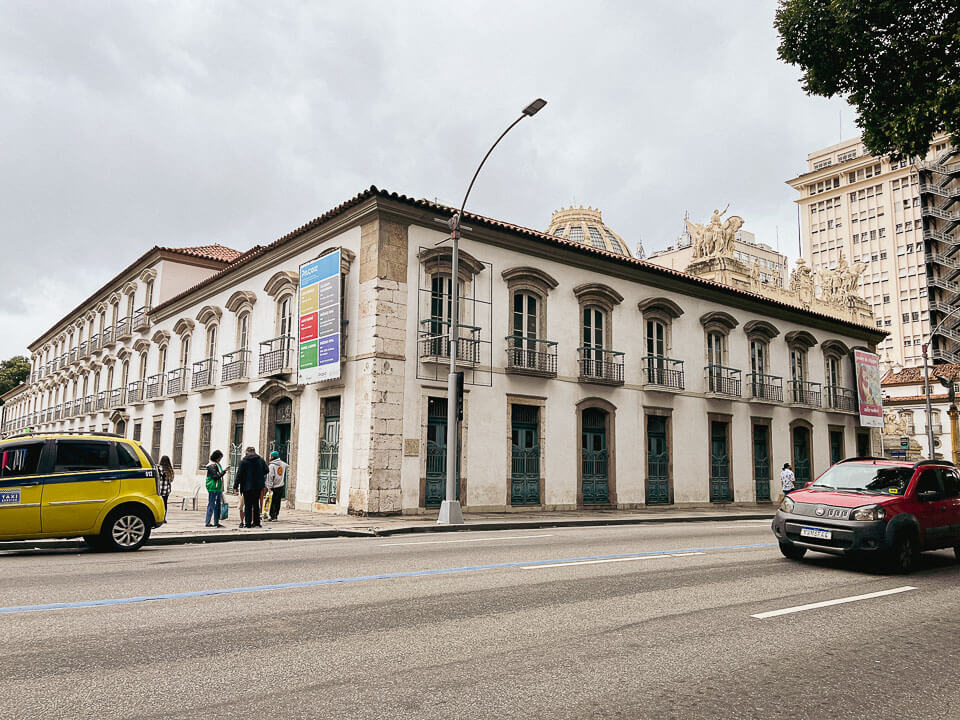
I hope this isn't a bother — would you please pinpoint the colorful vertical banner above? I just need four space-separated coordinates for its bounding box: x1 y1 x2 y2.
298 249 341 383
853 349 882 427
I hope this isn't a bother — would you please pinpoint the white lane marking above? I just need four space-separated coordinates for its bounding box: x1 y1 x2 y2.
521 551 706 569
751 586 918 619
380 533 553 547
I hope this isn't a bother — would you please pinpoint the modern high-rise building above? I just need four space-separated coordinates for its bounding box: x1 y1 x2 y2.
787 134 954 369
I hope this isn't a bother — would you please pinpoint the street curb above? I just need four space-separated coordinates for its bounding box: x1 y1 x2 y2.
0 513 774 552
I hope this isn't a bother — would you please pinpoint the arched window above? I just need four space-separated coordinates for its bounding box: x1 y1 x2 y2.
206 324 218 360
237 311 250 351
279 296 293 339
145 280 154 308
138 352 148 383
158 345 167 373
121 360 129 390
106 366 114 392
180 335 191 367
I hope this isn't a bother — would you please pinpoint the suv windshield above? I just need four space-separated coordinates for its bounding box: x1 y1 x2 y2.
809 464 912 494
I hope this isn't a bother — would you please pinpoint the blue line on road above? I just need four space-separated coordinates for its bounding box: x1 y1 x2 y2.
0 542 776 615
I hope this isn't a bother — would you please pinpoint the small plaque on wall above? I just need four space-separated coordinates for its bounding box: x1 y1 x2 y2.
404 439 420 456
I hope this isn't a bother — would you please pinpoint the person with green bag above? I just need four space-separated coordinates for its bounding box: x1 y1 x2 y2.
204 450 229 528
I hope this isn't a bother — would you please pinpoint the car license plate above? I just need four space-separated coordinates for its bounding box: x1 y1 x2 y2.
800 526 831 540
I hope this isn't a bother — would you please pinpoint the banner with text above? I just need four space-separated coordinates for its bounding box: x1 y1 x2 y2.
853 349 882 427
298 249 341 383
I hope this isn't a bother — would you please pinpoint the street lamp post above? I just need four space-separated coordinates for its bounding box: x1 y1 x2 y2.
437 98 547 525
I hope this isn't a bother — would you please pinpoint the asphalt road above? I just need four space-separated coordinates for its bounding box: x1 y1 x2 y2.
1 520 957 720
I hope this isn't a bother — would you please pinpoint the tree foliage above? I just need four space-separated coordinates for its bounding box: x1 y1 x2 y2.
776 0 960 159
0 356 30 402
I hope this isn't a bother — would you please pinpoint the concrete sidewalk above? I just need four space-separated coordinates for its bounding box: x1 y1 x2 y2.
0 492 776 551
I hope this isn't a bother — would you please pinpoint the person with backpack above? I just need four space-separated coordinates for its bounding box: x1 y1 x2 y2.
204 450 229 528
233 446 268 528
265 450 289 521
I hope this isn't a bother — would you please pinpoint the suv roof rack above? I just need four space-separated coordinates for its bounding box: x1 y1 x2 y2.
2 430 124 440
912 459 956 468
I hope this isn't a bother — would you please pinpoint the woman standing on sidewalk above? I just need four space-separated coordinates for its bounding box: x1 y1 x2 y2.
158 455 174 515
204 450 229 528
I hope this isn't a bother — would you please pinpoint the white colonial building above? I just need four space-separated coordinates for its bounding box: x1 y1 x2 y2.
1 187 885 513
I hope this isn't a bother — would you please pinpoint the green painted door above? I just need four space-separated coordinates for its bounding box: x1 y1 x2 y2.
581 409 609 504
425 398 458 507
753 424 771 502
830 430 843 465
511 405 540 505
271 423 291 464
646 416 670 504
793 427 811 487
317 404 340 504
710 421 731 502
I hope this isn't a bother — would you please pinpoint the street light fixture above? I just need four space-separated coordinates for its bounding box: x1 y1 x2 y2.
437 98 547 525
921 305 960 457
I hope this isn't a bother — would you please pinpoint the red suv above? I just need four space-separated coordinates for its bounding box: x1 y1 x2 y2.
772 458 960 573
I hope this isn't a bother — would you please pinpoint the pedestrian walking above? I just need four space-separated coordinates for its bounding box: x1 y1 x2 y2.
233 446 268 528
158 455 174 516
204 450 229 528
266 450 289 521
778 462 796 505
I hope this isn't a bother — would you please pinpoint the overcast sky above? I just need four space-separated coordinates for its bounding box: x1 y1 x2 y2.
0 0 858 360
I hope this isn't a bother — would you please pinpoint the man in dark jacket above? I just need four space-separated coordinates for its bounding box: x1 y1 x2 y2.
233 446 269 528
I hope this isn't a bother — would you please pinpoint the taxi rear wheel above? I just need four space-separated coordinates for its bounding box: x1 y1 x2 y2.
779 541 806 560
101 508 151 552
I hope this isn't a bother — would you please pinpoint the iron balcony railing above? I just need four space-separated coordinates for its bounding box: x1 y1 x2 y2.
259 336 294 376
83 395 95 414
58 353 67 369
126 380 144 404
90 333 101 353
96 391 107 411
116 316 133 339
222 349 251 382
192 358 217 389
418 320 481 364
643 355 685 390
78 341 88 358
504 336 557 376
53 404 62 421
145 373 165 399
578 346 625 385
921 422 943 435
704 364 741 396
167 366 190 395
824 385 856 412
109 388 123 409
101 326 114 346
789 380 822 407
69 348 78 364
748 372 783 402
132 306 151 332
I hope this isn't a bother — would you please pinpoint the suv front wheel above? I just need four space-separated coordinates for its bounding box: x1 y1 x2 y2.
887 533 918 574
100 507 152 552
779 542 806 560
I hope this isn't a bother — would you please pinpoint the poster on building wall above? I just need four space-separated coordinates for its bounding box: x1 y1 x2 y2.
853 349 882 427
298 249 341 383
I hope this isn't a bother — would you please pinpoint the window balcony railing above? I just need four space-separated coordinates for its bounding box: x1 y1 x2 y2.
921 423 943 436
69 348 78 364
46 361 55 375
116 316 132 340
145 373 165 399
101 326 114 346
126 380 144 405
643 356 685 390
58 353 67 369
418 320 481 364
109 388 123 409
52 404 61 421
748 372 783 402
704 364 741 397
192 358 217 389
96 391 107 411
78 341 88 358
83 395 95 414
132 306 151 332
259 336 294 376
167 366 191 396
504 336 557 377
578 346 625 385
222 349 251 383
789 380 822 407
90 333 101 353
824 385 856 412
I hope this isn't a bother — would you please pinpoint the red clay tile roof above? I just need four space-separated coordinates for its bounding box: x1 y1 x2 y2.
882 363 960 385
149 186 888 340
885 393 951 403
164 244 244 262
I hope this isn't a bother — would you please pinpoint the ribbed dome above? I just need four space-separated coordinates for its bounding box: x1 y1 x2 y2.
545 206 632 257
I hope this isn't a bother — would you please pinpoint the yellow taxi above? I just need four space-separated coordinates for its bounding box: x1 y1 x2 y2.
0 431 165 551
